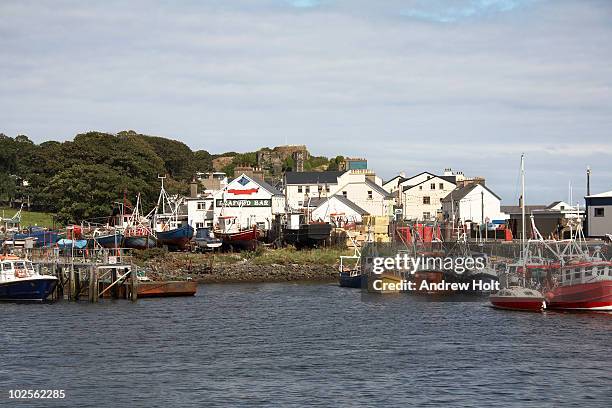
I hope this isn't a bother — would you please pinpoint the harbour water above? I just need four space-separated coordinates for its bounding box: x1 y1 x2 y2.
1 282 610 407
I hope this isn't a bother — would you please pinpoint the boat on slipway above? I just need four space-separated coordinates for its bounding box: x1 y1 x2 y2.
13 227 61 247
214 216 259 251
123 194 157 250
0 255 58 301
152 177 194 251
283 214 332 249
194 227 222 251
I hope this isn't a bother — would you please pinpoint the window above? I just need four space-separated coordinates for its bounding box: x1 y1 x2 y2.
298 201 303 207
560 205 565 210
423 212 430 220
367 191 373 200
594 207 605 217
195 222 205 229
318 185 323 192
419 186 423 190
431 183 435 190
573 269 581 279
297 186 303 193
439 183 444 190
423 196 430 205
342 191 347 197
325 185 330 193
197 202 206 210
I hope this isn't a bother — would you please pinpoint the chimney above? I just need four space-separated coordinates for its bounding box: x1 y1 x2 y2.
190 178 198 198
587 166 591 196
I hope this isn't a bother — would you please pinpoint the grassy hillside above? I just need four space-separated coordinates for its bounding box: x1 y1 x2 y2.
0 206 56 228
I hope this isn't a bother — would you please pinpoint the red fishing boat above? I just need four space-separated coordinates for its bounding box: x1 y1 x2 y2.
545 260 612 311
214 216 258 250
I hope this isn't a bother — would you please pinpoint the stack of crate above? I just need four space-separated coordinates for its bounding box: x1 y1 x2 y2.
360 215 390 243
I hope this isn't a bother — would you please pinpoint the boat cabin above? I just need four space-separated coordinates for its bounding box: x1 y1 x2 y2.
560 262 612 286
1 257 36 281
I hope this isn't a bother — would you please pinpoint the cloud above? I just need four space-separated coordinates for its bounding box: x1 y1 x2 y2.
399 0 537 23
0 0 611 203
284 0 321 9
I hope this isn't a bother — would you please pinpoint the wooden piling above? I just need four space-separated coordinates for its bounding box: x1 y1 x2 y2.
69 265 75 301
130 267 138 302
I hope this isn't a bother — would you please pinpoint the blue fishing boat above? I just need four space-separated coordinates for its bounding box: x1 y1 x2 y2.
14 228 61 247
0 255 58 301
156 224 194 251
124 234 157 250
89 232 124 249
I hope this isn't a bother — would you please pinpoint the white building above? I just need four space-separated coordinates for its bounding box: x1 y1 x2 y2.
401 175 456 221
330 172 393 218
310 195 369 225
186 194 215 229
284 171 346 210
441 183 505 224
213 174 285 231
585 190 612 237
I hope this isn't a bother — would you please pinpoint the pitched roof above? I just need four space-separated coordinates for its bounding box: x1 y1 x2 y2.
284 171 345 185
364 178 394 198
402 174 456 192
314 195 368 215
232 173 283 196
257 178 284 196
383 175 408 186
442 183 501 202
546 201 562 209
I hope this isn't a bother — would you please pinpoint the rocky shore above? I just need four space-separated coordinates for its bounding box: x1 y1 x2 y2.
136 250 344 284
197 262 338 284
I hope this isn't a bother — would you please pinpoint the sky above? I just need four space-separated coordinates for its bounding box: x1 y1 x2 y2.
1 0 611 205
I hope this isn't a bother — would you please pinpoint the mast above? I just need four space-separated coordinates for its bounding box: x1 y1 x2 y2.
521 154 526 262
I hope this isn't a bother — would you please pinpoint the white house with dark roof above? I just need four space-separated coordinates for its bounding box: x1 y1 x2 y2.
401 175 457 221
331 176 394 218
212 173 285 231
284 171 346 210
310 195 369 224
441 183 505 224
585 190 612 238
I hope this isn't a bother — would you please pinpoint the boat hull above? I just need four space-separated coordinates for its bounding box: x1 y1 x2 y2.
546 280 612 311
156 225 194 251
137 281 197 298
489 296 545 311
0 277 58 301
339 272 364 288
90 233 124 249
283 223 332 249
14 231 61 247
124 235 157 250
216 228 259 251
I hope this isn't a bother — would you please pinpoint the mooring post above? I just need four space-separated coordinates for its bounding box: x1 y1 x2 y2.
130 266 138 302
92 266 99 303
74 268 81 300
111 268 118 299
69 265 75 301
88 266 95 302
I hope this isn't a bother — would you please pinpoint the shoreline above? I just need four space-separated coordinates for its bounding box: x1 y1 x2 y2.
137 249 345 284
